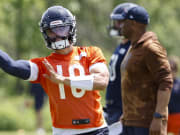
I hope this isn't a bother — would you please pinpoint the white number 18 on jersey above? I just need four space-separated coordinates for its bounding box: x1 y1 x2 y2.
57 64 86 99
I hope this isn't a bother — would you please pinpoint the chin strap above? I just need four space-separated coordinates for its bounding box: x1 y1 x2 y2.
51 39 70 49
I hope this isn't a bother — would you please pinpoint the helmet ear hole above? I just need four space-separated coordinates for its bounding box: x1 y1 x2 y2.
39 6 77 49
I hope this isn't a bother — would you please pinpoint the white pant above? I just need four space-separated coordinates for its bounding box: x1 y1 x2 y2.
52 122 107 135
108 121 123 135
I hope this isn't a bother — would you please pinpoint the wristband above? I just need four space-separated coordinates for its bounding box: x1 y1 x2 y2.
70 75 94 90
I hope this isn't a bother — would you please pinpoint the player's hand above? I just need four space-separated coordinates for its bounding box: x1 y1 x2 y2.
149 118 162 135
42 59 65 84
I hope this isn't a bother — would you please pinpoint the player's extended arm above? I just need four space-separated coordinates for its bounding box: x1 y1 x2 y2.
43 59 109 90
0 50 30 79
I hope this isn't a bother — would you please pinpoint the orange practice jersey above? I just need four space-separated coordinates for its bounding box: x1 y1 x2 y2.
168 113 180 134
30 46 106 129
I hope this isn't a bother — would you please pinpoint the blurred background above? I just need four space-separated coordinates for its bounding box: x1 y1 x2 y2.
0 0 180 134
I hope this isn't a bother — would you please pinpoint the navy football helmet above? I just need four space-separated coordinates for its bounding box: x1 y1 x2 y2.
39 6 76 50
108 3 138 36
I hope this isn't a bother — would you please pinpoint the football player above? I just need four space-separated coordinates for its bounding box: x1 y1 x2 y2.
104 3 137 135
0 6 109 135
168 57 180 135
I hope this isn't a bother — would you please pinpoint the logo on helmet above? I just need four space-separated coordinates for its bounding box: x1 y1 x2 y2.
50 20 63 27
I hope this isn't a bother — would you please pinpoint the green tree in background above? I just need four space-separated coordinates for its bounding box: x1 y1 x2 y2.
0 0 180 95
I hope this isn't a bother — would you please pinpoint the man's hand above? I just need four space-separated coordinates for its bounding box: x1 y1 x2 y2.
42 59 65 84
149 118 162 135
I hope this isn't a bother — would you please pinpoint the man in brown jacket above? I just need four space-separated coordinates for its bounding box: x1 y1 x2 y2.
112 3 173 135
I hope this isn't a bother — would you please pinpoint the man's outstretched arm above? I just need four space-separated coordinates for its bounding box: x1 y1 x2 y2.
0 50 30 79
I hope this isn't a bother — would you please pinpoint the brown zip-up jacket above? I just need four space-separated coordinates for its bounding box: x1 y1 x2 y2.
121 31 173 127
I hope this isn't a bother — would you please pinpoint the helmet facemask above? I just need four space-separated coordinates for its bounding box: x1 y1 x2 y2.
46 25 71 49
108 3 138 37
108 19 125 37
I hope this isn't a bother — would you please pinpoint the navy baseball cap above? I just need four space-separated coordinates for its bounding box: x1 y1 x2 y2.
111 3 150 24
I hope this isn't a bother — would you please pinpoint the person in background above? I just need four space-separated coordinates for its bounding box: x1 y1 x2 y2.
168 56 180 135
104 38 130 135
29 83 46 135
104 3 136 135
0 5 109 135
114 2 173 135
104 39 130 125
